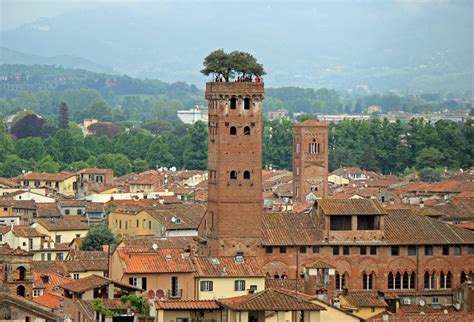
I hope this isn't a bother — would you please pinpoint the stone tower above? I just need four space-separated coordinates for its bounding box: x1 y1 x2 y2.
202 82 264 256
293 120 329 202
0 245 34 299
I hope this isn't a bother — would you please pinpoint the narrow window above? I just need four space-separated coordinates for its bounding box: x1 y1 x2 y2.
410 272 416 289
265 246 273 254
279 246 286 254
333 246 340 256
230 171 237 180
360 246 367 255
442 245 449 255
230 126 237 135
243 171 251 180
235 280 246 291
299 246 307 253
370 246 377 255
391 246 400 256
343 246 350 256
244 126 250 135
244 98 251 109
230 97 237 109
388 272 394 289
312 246 320 253
335 272 346 290
425 245 433 256
408 245 417 256
454 246 461 256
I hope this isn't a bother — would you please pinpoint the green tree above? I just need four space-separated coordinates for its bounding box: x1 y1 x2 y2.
146 136 175 168
419 167 442 182
0 155 31 177
360 146 378 171
35 156 60 173
16 137 46 161
201 49 265 81
182 121 208 169
132 159 149 173
80 222 118 251
0 116 14 162
58 102 69 129
415 147 445 169
96 153 131 176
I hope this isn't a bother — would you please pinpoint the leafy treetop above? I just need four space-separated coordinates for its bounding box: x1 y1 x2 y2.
201 49 266 82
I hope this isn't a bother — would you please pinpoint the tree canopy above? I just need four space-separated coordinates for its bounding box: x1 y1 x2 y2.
201 49 266 81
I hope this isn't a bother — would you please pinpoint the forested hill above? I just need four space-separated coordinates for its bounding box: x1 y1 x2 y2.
1 64 471 124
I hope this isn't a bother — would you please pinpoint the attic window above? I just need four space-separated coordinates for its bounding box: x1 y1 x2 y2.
41 275 50 284
211 258 220 265
357 215 378 230
235 255 244 264
175 218 181 224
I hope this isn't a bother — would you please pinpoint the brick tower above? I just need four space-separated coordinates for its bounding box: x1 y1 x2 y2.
0 246 34 299
293 120 329 202
202 82 264 256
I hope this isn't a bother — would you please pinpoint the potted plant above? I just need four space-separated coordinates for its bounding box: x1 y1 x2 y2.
120 295 153 322
93 298 118 319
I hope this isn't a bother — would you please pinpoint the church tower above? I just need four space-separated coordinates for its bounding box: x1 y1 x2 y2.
203 82 264 256
293 120 329 203
0 246 34 299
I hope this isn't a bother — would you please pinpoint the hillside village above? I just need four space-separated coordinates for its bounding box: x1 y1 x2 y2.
0 80 473 322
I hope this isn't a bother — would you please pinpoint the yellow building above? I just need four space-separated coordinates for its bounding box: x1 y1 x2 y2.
35 217 89 244
194 256 265 300
153 289 325 322
15 172 78 196
339 291 388 320
108 204 205 237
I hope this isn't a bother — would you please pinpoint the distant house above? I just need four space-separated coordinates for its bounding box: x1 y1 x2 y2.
14 172 78 196
193 256 265 299
35 217 89 244
174 170 208 187
177 105 208 124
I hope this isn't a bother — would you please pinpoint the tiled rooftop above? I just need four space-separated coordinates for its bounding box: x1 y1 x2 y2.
262 212 320 246
155 300 220 310
194 256 264 277
317 199 387 215
118 248 195 273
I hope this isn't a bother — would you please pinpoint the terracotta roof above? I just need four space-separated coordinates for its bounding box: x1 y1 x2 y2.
78 168 113 175
146 204 206 230
0 176 17 187
317 199 387 215
16 172 76 181
155 300 220 310
35 203 60 218
304 260 335 269
262 212 320 246
385 209 474 245
32 292 63 309
366 178 399 188
58 199 87 207
68 250 107 261
32 261 70 276
33 271 73 292
61 274 141 293
64 259 108 273
13 200 36 210
432 197 474 220
118 248 195 273
175 170 206 179
194 256 264 277
218 288 325 311
341 291 388 308
12 225 46 238
0 292 60 319
37 218 89 231
294 120 329 127
455 222 474 230
0 225 10 234
129 171 162 185
86 202 104 212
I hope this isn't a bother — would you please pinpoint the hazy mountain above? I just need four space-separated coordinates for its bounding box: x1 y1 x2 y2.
0 47 113 73
1 1 472 92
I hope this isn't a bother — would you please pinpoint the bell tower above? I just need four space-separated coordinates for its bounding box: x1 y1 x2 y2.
293 120 329 203
0 245 34 299
202 82 264 256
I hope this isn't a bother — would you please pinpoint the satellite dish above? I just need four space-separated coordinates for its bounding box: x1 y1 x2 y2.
443 309 448 315
171 217 176 223
170 167 176 172
419 300 425 307
152 243 158 250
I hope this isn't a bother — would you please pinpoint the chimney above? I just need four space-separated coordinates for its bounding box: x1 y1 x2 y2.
419 200 424 209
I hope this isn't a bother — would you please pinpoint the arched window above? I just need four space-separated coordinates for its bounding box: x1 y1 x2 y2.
230 126 237 135
309 139 320 154
424 271 434 289
244 126 251 135
388 272 394 289
230 171 237 180
274 274 280 279
16 266 26 281
244 98 251 109
362 272 373 290
441 271 452 289
336 272 346 290
410 272 416 289
461 271 467 284
17 285 26 297
395 272 401 289
230 97 237 109
243 171 251 180
402 272 409 289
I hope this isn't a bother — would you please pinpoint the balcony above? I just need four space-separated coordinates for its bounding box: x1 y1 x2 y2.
167 289 183 299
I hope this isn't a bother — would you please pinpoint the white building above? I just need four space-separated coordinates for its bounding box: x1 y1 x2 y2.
177 105 208 124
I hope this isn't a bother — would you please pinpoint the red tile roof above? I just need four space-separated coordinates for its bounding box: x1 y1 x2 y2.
12 225 46 238
15 172 76 181
262 212 320 246
341 291 388 308
61 275 141 293
385 209 474 245
118 248 195 273
155 300 220 310
0 177 17 187
146 204 206 230
317 199 387 215
37 218 89 231
33 271 73 293
218 288 325 311
194 256 264 277
32 292 63 309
